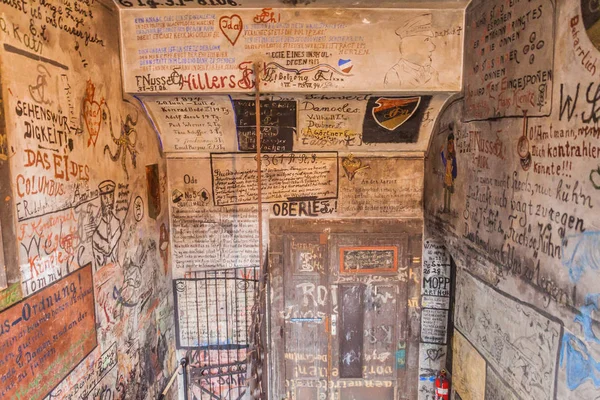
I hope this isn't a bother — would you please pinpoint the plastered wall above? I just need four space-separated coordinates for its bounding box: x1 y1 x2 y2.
126 4 464 399
0 0 466 399
425 0 600 399
147 43 454 400
0 0 176 398
120 7 464 94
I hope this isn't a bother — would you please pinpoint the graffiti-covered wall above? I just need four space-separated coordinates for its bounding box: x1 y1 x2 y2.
160 95 433 399
120 8 464 94
425 0 600 399
124 4 465 398
0 0 176 398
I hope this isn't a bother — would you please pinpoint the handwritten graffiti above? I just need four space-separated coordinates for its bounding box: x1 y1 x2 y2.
425 347 445 362
419 383 436 400
60 74 83 138
29 65 53 106
253 8 280 24
104 111 138 180
92 180 125 270
591 166 600 189
17 209 84 296
219 14 243 46
16 178 134 296
82 79 106 147
559 82 600 124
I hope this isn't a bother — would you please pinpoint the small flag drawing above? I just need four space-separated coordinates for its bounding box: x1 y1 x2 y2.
338 59 353 73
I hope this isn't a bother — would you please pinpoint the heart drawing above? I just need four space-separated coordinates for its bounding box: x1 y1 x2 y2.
219 15 243 46
83 80 105 147
342 154 370 181
425 347 445 362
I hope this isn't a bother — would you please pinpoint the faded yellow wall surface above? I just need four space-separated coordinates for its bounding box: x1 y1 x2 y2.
452 331 485 400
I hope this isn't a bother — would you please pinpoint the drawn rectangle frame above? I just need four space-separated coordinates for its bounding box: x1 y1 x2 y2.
209 151 339 206
339 246 398 274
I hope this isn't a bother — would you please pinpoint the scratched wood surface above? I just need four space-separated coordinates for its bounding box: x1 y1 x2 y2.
270 219 423 400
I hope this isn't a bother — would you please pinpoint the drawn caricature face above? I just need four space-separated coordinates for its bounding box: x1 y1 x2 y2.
100 191 115 216
401 35 436 66
447 138 455 154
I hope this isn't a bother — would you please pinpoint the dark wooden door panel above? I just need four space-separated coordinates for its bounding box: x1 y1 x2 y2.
339 284 365 379
270 219 423 400
284 233 330 398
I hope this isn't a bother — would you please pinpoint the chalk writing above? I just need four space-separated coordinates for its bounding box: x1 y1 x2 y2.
420 308 448 344
232 99 295 152
340 247 398 273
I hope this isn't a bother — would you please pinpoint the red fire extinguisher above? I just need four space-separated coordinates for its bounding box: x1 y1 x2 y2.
434 369 450 400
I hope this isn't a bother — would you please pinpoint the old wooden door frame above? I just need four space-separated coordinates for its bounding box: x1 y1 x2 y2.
268 218 423 400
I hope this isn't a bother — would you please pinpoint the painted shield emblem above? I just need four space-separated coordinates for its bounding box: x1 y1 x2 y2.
338 58 353 73
372 97 421 131
581 0 600 52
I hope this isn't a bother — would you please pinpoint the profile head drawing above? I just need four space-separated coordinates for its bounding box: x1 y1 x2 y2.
446 130 455 158
441 123 457 213
395 13 436 66
385 13 438 87
99 180 116 216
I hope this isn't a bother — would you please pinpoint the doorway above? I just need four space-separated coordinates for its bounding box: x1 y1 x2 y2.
269 219 423 400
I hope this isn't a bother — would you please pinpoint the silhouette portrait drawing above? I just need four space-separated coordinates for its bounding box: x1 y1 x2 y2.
385 13 439 88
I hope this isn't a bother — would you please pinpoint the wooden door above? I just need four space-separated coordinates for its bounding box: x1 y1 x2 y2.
328 233 408 400
283 233 330 400
279 226 412 400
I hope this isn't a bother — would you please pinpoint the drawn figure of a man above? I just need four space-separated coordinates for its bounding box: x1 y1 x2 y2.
384 13 439 88
93 180 123 269
440 127 457 213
